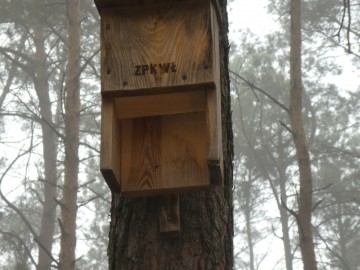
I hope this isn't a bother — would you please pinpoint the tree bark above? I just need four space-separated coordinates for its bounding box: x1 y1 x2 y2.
289 0 318 269
107 0 233 269
59 0 81 269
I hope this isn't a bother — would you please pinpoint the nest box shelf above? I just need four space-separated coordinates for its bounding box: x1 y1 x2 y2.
96 0 223 196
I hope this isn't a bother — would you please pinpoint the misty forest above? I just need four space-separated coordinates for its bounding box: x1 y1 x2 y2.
0 0 359 269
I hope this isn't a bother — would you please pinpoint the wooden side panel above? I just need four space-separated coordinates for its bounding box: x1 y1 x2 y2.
207 4 223 185
100 1 216 94
114 90 206 119
100 97 121 192
120 113 210 196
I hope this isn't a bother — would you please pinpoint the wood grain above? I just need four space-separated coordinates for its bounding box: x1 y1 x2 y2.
206 4 223 185
100 1 217 95
120 113 210 196
95 0 195 11
159 194 180 236
100 97 121 192
121 116 161 193
114 90 206 119
98 0 223 193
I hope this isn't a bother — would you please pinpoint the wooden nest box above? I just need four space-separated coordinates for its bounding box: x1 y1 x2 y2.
95 0 223 196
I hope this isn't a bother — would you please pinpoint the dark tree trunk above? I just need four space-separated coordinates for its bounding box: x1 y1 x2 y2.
107 0 233 269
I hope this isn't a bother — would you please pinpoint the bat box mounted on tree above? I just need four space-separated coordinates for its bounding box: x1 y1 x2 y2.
95 0 223 196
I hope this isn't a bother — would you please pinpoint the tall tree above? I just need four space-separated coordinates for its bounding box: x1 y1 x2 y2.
289 0 317 269
107 0 233 268
59 0 81 269
0 1 62 268
230 34 297 270
33 7 60 269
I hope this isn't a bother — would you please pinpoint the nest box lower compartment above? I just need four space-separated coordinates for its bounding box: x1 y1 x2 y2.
120 113 209 196
100 90 223 196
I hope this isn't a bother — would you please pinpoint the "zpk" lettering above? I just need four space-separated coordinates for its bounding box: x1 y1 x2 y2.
135 62 177 76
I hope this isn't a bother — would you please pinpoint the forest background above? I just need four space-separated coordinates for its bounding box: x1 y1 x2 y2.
0 0 359 269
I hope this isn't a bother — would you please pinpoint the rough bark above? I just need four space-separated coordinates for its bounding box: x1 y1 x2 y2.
107 0 233 269
58 0 81 269
33 15 59 270
289 0 318 269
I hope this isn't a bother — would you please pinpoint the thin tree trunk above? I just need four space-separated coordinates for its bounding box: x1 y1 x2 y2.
107 0 233 269
279 182 293 270
337 199 349 269
244 175 255 270
289 0 318 269
278 131 293 270
33 17 59 270
59 0 81 269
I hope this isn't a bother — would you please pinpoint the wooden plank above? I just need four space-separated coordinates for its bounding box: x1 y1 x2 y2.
95 0 206 12
121 117 161 193
114 90 206 119
206 5 223 185
159 195 180 236
210 0 223 24
100 97 121 192
206 88 222 185
100 1 216 94
160 113 209 189
120 113 210 196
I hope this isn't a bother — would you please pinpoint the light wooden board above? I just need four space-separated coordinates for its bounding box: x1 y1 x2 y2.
114 90 206 119
100 97 121 192
206 4 223 185
100 1 217 95
120 113 210 196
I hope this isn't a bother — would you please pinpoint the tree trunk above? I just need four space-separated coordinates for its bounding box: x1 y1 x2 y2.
289 0 318 269
278 131 293 270
59 0 81 269
33 16 59 270
279 182 293 270
336 199 350 269
107 1 233 269
244 176 255 270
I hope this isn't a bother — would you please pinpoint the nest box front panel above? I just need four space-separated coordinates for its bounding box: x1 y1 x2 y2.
100 2 216 95
119 112 210 196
